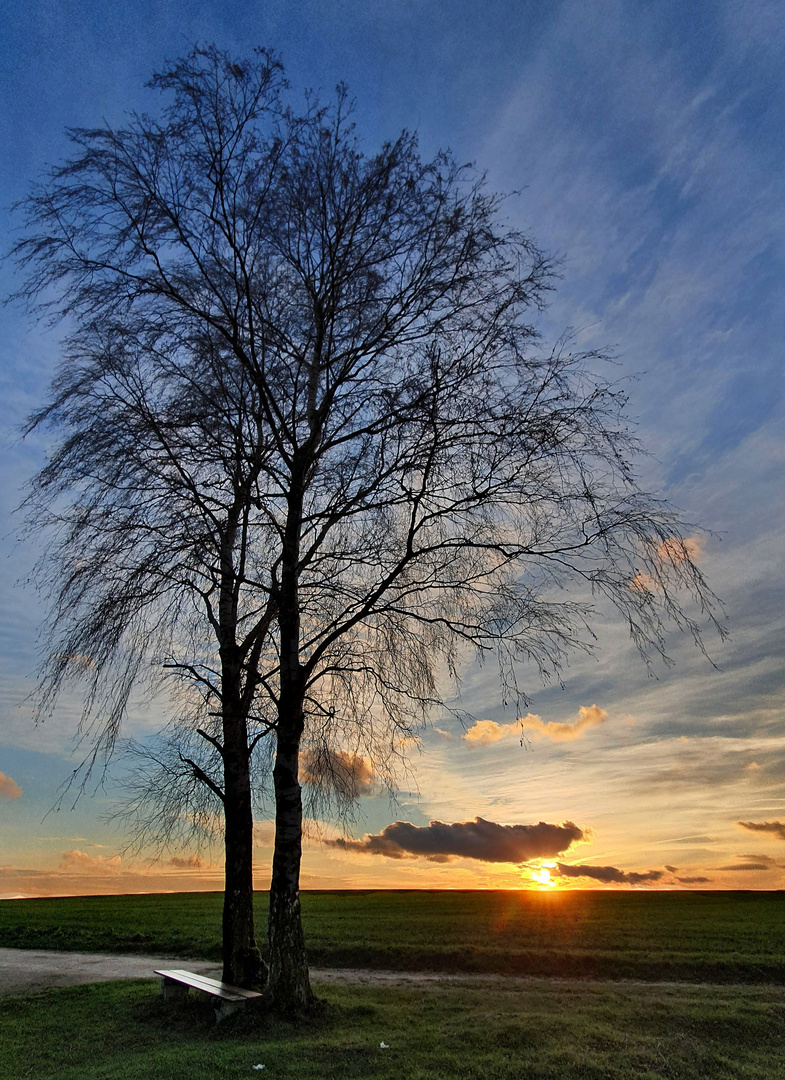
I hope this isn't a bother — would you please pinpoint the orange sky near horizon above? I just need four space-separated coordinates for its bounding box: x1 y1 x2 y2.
3 808 784 900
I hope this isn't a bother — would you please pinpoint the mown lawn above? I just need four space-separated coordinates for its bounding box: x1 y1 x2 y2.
1 889 784 982
1 976 784 1080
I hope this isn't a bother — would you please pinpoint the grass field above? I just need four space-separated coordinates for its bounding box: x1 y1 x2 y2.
1 889 784 982
2 975 784 1079
1 890 784 1078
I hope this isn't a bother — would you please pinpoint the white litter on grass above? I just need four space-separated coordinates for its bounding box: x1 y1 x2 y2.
380 1042 389 1049
252 1066 265 1071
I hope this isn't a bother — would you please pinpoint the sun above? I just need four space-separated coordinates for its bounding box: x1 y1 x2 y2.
530 866 556 889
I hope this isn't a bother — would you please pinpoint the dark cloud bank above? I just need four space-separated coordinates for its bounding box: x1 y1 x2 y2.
325 817 584 863
327 817 667 885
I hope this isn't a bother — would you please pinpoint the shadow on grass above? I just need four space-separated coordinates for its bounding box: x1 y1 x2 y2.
131 984 380 1041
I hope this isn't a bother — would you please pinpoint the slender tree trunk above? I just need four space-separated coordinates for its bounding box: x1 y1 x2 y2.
218 514 264 989
221 713 263 987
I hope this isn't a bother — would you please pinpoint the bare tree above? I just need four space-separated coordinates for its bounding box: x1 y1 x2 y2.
10 45 722 1010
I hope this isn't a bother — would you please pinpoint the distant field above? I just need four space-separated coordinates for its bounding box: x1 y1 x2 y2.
2 889 784 983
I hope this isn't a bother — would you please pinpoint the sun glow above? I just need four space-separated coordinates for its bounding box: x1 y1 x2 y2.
529 864 557 889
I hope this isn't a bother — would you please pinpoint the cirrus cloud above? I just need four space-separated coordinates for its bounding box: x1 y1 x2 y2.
325 817 585 864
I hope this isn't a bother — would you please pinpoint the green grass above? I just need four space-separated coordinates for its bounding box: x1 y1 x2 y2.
2 976 784 1079
0 891 227 960
2 891 785 1078
1 890 784 982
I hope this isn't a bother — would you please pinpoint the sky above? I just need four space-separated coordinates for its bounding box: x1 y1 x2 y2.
0 0 783 897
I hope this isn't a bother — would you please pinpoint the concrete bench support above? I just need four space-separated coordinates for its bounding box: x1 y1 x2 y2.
155 968 263 1022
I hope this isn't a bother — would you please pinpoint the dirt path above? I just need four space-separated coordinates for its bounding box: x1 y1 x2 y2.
1 948 782 998
0 948 222 996
0 951 498 997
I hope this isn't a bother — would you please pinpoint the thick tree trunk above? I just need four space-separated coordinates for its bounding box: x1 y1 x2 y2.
221 717 264 987
266 732 313 1009
265 468 313 1010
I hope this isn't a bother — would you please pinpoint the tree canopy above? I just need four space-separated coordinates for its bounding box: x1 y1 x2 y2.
11 45 722 1009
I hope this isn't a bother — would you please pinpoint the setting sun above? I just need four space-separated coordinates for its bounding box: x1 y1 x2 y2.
531 867 556 889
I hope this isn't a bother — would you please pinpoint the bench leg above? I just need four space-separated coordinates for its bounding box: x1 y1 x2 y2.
160 977 190 1001
214 999 243 1023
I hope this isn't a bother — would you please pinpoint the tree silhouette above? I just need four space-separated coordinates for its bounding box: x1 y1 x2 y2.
11 45 722 1010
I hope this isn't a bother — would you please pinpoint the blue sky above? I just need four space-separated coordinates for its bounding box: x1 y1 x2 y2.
0 0 783 895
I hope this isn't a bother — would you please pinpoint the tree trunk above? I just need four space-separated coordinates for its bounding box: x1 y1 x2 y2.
266 731 313 1009
265 466 313 1010
216 511 264 989
221 718 264 987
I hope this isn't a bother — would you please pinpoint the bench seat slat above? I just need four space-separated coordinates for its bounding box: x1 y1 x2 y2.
155 968 262 1001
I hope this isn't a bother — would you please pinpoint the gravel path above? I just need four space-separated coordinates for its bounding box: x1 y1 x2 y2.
0 950 490 997
0 948 222 996
1 948 782 998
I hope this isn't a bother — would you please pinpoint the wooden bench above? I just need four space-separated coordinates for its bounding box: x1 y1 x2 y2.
155 968 262 1021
